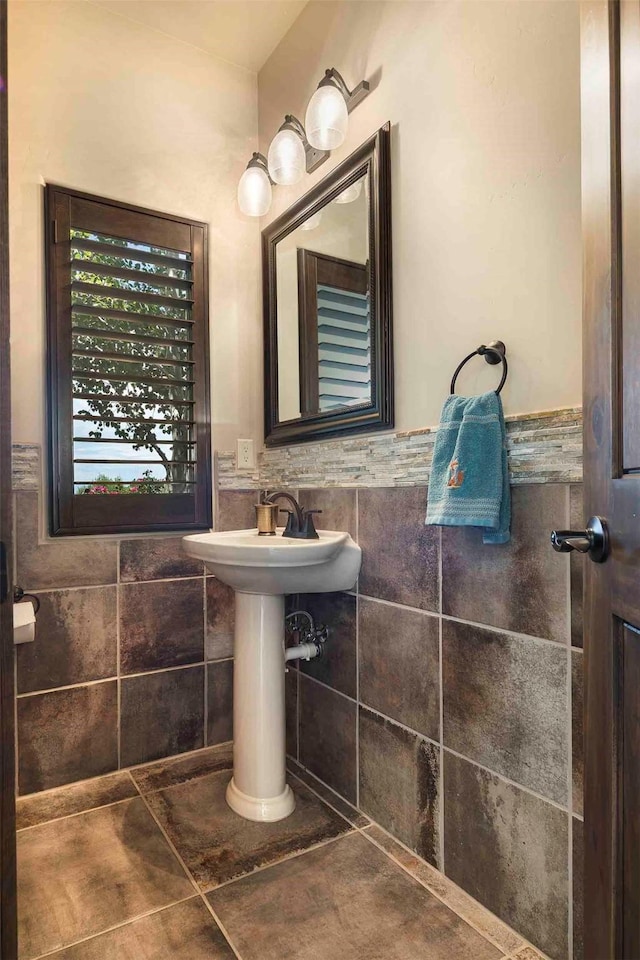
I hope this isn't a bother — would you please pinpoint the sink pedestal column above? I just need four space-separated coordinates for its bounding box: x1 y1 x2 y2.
225 591 296 822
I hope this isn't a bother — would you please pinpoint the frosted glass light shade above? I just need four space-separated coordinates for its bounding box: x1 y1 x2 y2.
305 84 348 150
301 210 323 231
268 128 306 185
335 179 363 204
237 165 272 217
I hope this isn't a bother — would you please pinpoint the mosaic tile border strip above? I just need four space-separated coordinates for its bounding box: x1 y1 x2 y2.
216 407 583 490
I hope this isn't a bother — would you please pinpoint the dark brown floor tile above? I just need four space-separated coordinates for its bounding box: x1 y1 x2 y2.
299 675 357 803
572 649 584 816
364 825 525 954
120 578 204 674
285 667 298 759
209 832 501 960
216 490 259 531
300 488 357 538
15 491 118 590
18 682 118 794
17 772 137 830
17 797 192 959
207 659 233 745
359 706 440 867
17 587 117 694
360 598 440 739
47 898 234 959
444 750 568 959
120 667 204 767
443 619 568 804
570 484 584 648
145 768 352 890
298 592 356 697
573 817 584 960
120 537 204 582
442 484 570 643
131 743 233 793
358 486 440 611
206 577 235 660
287 759 370 828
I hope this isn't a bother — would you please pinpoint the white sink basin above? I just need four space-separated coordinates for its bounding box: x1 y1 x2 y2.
183 528 361 595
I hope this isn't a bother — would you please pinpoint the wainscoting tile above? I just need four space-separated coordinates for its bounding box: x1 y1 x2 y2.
443 751 568 960
17 682 118 794
120 666 204 767
299 676 357 804
285 668 298 759
572 649 584 816
300 488 357 539
16 586 117 694
359 706 440 867
17 772 137 830
209 832 501 960
442 619 568 804
145 769 351 890
570 484 584 648
120 537 204 582
15 492 118 590
216 490 258 531
299 592 356 698
17 797 192 959
573 816 584 960
48 898 235 960
206 577 235 661
207 660 233 746
359 598 440 740
358 487 440 611
442 484 569 643
131 743 233 793
119 578 204 674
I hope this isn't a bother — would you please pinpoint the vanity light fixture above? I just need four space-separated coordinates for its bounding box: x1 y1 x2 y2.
301 210 323 231
267 114 330 186
335 179 363 204
305 68 370 151
237 152 273 217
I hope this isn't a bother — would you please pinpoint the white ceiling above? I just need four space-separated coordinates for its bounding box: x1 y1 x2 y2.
91 0 308 72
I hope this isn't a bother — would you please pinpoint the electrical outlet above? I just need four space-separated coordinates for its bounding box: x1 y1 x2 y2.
236 438 256 470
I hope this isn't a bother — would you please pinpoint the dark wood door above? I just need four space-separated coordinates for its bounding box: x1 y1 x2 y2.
581 3 640 956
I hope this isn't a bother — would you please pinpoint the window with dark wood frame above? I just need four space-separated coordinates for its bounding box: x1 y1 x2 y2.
45 185 212 536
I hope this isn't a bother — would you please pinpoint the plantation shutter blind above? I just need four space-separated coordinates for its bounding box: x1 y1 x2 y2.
316 283 371 411
46 185 212 535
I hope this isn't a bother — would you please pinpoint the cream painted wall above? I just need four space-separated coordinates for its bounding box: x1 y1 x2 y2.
259 0 582 429
9 0 263 461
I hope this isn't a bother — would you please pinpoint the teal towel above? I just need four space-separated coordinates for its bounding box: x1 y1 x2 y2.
425 391 510 544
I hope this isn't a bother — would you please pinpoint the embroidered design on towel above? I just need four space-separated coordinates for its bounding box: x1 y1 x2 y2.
447 459 464 488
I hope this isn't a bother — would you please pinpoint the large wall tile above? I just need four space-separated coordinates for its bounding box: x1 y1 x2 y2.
573 817 583 960
17 586 117 694
443 620 568 804
17 681 118 793
359 598 440 740
572 649 584 816
216 490 258 531
300 488 357 539
206 577 235 661
442 484 569 643
299 676 357 803
358 487 439 611
207 659 233 745
285 668 298 759
120 537 203 582
120 578 204 674
120 666 204 767
444 751 568 960
299 593 356 698
570 485 584 648
15 492 117 590
359 706 440 867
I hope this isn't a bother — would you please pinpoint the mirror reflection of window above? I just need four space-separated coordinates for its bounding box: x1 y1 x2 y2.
275 171 369 422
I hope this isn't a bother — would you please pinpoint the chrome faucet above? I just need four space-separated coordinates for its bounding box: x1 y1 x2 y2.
261 490 321 539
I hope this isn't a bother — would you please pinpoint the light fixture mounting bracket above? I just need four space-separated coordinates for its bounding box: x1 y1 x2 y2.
280 114 330 175
319 68 370 114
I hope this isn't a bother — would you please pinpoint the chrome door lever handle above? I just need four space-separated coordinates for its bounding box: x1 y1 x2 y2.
550 516 609 563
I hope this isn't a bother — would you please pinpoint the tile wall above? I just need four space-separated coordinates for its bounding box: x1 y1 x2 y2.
218 483 584 960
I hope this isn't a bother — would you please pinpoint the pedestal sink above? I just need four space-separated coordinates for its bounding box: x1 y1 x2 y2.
182 527 361 822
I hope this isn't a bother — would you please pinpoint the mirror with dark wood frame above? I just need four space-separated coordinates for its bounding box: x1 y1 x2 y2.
263 123 393 446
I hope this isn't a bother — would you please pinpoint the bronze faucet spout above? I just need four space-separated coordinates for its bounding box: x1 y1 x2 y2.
261 491 304 532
